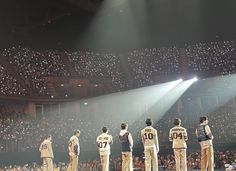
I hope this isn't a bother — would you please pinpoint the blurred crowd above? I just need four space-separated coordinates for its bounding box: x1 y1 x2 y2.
0 40 236 96
0 151 235 171
0 65 27 96
66 50 128 90
127 47 181 87
2 47 69 96
186 41 236 74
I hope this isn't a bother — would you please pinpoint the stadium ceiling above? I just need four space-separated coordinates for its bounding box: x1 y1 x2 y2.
48 0 103 15
1 0 236 50
0 0 103 30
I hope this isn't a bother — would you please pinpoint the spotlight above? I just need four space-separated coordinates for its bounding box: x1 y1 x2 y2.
181 74 198 81
192 77 198 82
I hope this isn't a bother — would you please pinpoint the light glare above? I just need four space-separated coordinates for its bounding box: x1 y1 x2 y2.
192 77 198 82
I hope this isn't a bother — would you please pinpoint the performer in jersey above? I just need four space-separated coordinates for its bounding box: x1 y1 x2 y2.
169 118 188 171
141 118 159 171
196 116 214 171
96 127 113 171
39 135 54 171
119 123 133 171
67 129 80 171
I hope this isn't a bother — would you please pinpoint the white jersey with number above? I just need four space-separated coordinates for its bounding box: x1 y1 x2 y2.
96 133 113 155
39 139 54 158
141 126 159 149
169 126 188 149
68 135 79 156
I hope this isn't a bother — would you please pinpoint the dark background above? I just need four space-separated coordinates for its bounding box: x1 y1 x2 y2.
0 0 236 51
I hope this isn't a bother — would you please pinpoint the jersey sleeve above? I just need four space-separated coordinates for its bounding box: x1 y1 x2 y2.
183 128 188 141
205 125 214 139
96 136 100 143
110 135 113 144
48 142 54 158
154 130 159 152
128 133 133 147
39 142 43 152
140 130 144 144
195 128 198 137
169 129 173 141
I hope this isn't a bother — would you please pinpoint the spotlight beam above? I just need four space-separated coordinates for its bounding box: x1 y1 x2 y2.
146 79 196 124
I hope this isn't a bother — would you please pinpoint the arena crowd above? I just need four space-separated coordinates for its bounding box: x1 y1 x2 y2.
0 40 236 96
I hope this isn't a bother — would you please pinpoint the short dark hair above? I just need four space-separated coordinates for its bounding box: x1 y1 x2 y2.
145 118 152 126
174 118 181 126
102 127 108 133
46 134 52 139
73 129 80 135
121 123 127 130
200 116 208 123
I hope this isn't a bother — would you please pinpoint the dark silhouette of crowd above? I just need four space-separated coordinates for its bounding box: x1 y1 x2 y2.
0 151 235 170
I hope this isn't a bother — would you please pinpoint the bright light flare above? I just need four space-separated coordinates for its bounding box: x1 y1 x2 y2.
192 77 198 82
